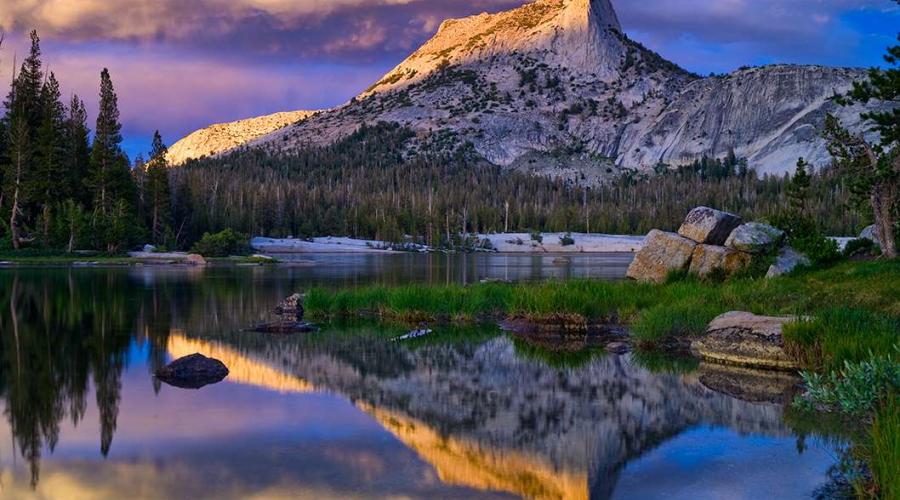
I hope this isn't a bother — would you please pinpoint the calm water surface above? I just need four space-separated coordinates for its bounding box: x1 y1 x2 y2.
0 256 846 499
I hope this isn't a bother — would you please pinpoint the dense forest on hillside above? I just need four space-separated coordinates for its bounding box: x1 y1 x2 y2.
170 122 863 246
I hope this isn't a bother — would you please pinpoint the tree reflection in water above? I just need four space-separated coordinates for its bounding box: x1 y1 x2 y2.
0 267 848 498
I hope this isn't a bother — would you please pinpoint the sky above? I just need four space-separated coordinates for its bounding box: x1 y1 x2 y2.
0 0 897 160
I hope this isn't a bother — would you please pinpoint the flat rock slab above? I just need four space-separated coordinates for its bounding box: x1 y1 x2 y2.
725 223 785 254
692 311 801 371
689 244 752 277
156 353 229 389
626 230 697 283
678 207 743 245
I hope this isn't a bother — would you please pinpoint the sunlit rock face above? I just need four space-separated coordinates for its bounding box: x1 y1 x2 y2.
166 110 316 165
152 0 887 182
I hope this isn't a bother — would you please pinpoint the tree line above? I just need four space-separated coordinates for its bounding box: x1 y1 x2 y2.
169 122 863 247
0 31 172 253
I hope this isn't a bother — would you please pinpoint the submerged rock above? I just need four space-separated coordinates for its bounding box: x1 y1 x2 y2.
766 247 811 278
156 353 229 389
626 230 697 283
678 207 743 245
252 321 316 334
692 312 801 370
689 244 752 278
725 223 785 254
695 363 802 404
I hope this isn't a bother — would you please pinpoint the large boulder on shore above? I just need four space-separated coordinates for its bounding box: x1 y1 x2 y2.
766 247 811 278
678 207 743 245
689 245 752 278
627 230 697 283
859 225 877 243
691 312 801 371
155 353 229 389
725 223 785 254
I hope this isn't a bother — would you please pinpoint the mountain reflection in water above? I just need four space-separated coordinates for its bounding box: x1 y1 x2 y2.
0 266 844 499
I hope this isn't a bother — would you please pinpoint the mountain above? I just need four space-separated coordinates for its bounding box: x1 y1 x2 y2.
172 0 881 179
166 110 315 165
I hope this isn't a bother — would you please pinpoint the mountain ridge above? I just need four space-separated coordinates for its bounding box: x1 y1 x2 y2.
170 0 884 180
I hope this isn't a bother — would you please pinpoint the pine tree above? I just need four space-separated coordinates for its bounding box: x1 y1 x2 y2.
829 3 899 258
64 95 92 206
144 131 171 245
86 69 139 251
87 68 126 215
34 73 66 234
787 157 812 215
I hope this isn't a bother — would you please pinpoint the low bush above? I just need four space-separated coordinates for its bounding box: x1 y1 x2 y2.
795 350 899 415
190 229 251 257
559 233 575 246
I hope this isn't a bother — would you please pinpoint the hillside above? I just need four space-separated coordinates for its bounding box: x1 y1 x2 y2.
173 0 884 179
166 110 315 165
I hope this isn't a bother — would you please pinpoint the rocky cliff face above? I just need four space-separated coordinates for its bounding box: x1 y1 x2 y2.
167 110 315 165
174 0 886 179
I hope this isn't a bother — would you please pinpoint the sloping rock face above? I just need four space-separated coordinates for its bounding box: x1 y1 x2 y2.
626 230 696 283
692 312 801 370
725 223 785 254
678 207 743 245
766 246 811 278
167 110 316 165
689 244 752 278
159 0 890 183
155 353 229 389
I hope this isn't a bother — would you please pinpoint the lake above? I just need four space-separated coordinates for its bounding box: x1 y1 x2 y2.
0 257 847 499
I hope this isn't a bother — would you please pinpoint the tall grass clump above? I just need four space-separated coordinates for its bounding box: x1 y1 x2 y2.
868 396 900 500
784 308 900 371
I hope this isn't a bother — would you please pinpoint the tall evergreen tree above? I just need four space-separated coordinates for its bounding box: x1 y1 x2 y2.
144 131 171 245
86 68 138 251
63 95 91 205
87 68 128 215
787 157 812 215
35 73 66 213
829 1 899 258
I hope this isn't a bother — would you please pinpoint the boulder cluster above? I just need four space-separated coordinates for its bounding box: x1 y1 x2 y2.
627 207 807 283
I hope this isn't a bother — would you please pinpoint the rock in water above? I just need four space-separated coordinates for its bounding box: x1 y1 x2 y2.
689 245 752 278
678 207 743 245
626 230 697 283
691 312 801 370
186 254 208 266
156 353 229 389
725 223 785 254
275 293 304 320
766 247 811 278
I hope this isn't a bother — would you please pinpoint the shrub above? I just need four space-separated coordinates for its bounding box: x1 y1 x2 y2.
191 229 251 257
843 238 878 258
795 351 899 415
559 233 575 246
792 234 841 265
530 231 543 243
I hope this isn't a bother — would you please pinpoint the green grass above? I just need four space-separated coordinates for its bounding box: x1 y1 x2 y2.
306 260 900 362
868 396 900 500
784 308 900 372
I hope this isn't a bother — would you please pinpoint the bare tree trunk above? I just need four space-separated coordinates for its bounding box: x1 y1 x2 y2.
873 186 897 258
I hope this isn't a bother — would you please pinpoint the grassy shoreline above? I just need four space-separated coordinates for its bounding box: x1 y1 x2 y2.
307 260 899 365
306 259 899 496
